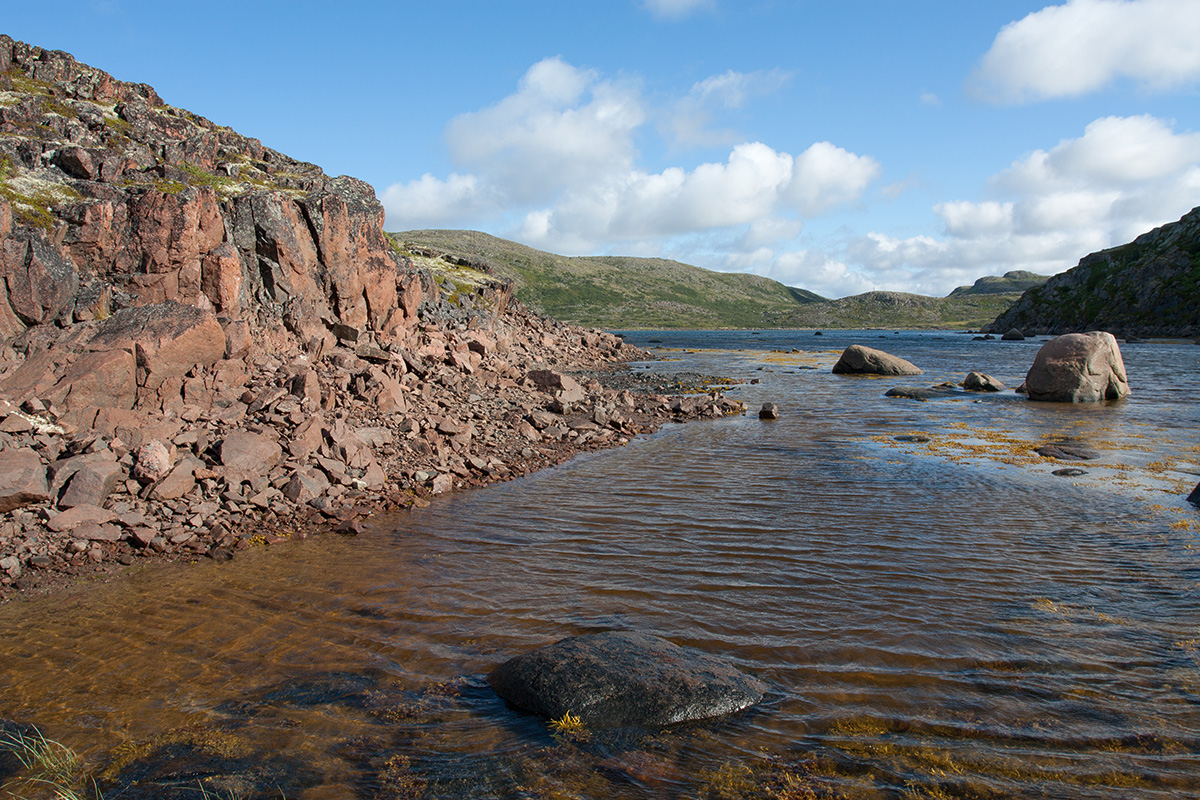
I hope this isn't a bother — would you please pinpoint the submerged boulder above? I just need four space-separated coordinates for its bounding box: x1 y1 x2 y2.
1024 332 1129 402
962 372 1006 392
885 383 958 401
832 345 922 376
487 631 766 728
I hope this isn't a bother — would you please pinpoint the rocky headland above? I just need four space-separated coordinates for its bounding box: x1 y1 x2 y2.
986 205 1200 338
0 37 743 600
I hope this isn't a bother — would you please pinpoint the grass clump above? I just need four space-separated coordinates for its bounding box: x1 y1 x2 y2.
0 726 99 800
547 710 586 738
0 163 83 231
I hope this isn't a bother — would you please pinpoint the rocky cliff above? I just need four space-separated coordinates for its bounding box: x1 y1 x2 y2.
0 36 742 598
986 207 1200 338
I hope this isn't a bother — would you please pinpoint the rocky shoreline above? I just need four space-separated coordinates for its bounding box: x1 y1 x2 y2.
0 36 746 602
0 298 745 603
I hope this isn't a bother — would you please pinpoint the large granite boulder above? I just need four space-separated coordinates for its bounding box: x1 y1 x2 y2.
1024 332 1129 402
832 345 922 376
487 631 766 729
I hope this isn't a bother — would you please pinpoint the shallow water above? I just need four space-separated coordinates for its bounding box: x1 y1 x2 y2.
1 331 1198 799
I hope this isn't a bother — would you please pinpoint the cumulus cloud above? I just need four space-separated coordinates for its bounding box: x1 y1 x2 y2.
815 114 1200 296
382 57 879 257
642 0 716 20
514 141 879 251
445 57 644 203
971 0 1200 103
787 142 881 215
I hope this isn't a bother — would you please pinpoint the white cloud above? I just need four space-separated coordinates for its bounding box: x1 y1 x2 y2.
516 141 878 251
998 115 1200 190
382 57 879 254
445 56 644 203
378 173 490 228
971 0 1200 103
663 69 791 149
935 200 1014 238
787 142 881 215
642 0 716 21
814 115 1200 296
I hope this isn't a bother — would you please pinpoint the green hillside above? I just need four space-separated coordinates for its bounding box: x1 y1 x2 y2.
392 230 823 328
986 206 1200 338
390 229 1023 330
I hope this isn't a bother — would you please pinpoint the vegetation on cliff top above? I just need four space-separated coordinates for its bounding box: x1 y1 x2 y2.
986 205 1200 338
393 229 1034 330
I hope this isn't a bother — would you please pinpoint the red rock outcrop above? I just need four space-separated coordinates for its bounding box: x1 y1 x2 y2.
0 36 745 599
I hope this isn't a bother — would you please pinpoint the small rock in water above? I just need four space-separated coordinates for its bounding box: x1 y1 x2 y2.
884 385 957 401
1187 482 1200 507
1052 468 1088 477
758 403 779 420
894 434 931 443
1036 443 1100 461
488 631 766 728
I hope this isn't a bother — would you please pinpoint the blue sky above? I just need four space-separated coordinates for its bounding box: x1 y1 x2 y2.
8 0 1200 297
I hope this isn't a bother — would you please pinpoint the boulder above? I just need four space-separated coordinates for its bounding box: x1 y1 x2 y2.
1036 443 1100 461
758 403 779 420
832 345 922 376
1001 328 1025 341
1024 332 1129 402
1188 482 1200 507
89 302 226 391
962 372 1006 392
58 461 125 509
150 456 202 500
219 430 282 473
132 440 172 483
487 631 766 729
0 448 49 512
885 384 958 401
46 503 116 532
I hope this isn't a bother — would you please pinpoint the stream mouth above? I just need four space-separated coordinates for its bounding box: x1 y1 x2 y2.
2 332 1198 799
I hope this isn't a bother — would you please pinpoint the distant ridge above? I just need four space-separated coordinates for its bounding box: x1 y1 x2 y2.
393 230 1026 330
949 270 1047 297
986 206 1200 338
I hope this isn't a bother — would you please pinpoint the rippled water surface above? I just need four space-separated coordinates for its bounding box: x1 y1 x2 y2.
1 331 1198 799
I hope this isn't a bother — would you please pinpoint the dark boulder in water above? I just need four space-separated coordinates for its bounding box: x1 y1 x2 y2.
884 384 959 401
1188 482 1200 507
487 631 766 728
1036 443 1100 461
759 403 779 420
1052 468 1089 477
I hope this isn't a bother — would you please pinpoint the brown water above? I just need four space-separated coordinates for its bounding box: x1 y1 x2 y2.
2 332 1199 799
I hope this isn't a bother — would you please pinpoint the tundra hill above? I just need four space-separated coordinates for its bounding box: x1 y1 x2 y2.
986 206 1200 338
949 270 1048 296
393 229 823 329
394 230 1025 330
761 290 1024 330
